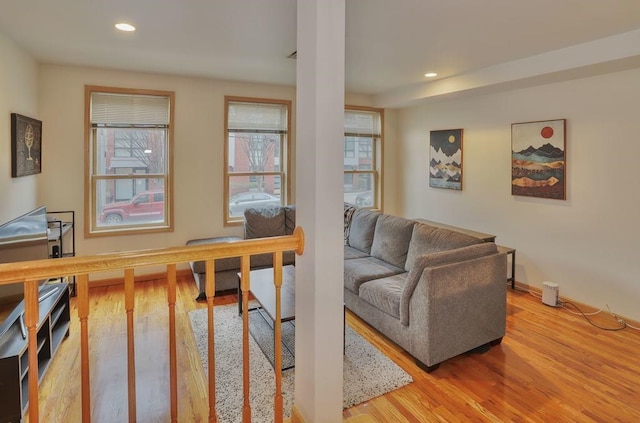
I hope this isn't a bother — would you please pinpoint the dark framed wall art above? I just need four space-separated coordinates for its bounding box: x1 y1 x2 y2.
429 128 463 190
511 119 566 200
11 113 42 178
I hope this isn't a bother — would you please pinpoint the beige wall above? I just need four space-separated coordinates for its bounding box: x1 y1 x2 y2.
0 32 40 223
38 65 296 263
9 36 635 322
395 68 640 321
36 64 382 278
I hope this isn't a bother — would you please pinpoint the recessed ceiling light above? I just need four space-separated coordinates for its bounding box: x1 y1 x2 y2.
115 23 136 32
424 72 438 78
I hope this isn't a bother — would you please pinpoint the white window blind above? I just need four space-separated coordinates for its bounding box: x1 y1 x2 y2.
91 92 171 126
228 101 287 133
345 110 381 137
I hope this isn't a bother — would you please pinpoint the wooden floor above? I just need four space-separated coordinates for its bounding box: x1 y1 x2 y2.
12 276 640 422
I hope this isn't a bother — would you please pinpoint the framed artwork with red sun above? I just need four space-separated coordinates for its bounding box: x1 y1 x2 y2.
511 119 566 200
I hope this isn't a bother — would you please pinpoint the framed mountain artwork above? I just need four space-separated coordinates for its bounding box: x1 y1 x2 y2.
511 119 566 200
429 129 463 190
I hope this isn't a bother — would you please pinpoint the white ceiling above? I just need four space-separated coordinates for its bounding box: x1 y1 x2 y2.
1 0 640 107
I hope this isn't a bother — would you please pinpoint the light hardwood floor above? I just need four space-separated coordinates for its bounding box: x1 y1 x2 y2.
9 276 640 422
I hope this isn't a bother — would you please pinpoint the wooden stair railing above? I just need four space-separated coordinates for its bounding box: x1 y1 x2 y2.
0 227 304 423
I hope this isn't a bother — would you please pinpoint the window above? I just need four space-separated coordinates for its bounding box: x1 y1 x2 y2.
345 139 355 158
225 97 290 223
344 107 383 209
85 86 174 235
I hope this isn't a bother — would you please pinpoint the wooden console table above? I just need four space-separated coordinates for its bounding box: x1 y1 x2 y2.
497 245 516 288
414 219 516 287
414 219 496 242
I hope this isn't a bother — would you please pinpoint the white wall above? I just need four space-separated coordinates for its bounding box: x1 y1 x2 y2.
0 32 40 223
395 68 640 321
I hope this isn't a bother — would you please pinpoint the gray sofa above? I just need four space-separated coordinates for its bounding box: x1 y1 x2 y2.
344 208 507 371
188 204 507 371
187 205 296 301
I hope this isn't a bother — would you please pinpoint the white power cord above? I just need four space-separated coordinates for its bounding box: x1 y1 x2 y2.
510 284 639 332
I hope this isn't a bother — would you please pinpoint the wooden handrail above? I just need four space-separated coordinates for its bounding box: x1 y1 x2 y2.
0 226 304 285
0 227 304 423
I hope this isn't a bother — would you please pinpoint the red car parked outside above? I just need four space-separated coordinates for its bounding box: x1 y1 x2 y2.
99 190 165 224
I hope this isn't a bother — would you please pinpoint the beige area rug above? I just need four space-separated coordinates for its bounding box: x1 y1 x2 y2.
189 303 413 423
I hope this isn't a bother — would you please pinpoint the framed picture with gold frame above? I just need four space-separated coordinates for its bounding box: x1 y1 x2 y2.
11 113 42 178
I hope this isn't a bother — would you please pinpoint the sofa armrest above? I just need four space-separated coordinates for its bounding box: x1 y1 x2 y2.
407 251 507 366
400 243 500 325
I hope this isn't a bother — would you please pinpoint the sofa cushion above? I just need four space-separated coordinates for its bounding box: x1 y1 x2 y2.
405 223 483 271
359 273 407 319
187 236 243 274
244 206 286 239
344 256 405 294
400 242 498 325
284 205 296 235
347 209 381 254
370 214 416 269
344 245 369 260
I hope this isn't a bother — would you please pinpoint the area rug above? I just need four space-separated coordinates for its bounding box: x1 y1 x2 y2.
189 303 413 423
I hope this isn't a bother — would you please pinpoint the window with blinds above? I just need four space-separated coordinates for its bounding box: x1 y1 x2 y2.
344 107 383 209
85 86 174 235
224 97 290 223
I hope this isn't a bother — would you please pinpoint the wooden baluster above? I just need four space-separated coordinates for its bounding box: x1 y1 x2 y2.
240 255 252 423
205 259 219 423
272 252 284 423
77 274 92 423
124 268 137 423
24 279 40 423
167 264 178 423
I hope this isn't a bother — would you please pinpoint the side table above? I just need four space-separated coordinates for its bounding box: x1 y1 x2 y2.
497 245 516 289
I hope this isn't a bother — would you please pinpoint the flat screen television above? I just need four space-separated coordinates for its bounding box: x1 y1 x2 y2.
0 206 49 303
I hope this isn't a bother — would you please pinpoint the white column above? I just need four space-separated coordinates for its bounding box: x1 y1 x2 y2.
294 0 345 422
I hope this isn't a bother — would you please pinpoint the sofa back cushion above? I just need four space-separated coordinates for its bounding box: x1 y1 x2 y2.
405 223 483 271
370 214 416 269
347 209 381 254
244 206 286 239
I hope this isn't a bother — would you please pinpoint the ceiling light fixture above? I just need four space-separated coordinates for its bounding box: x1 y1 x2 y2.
424 72 438 78
115 23 136 32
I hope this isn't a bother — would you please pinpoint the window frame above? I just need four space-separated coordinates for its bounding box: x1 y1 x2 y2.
224 96 291 225
84 85 175 237
344 106 384 210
